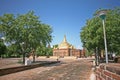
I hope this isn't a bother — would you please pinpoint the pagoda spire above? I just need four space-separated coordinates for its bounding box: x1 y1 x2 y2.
63 35 67 42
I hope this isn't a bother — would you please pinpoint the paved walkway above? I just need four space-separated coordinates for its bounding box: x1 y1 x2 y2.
0 58 94 80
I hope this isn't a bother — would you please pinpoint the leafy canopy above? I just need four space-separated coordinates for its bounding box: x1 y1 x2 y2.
0 11 53 57
80 7 120 55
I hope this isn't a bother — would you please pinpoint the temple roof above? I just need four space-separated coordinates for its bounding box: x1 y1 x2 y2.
58 35 73 49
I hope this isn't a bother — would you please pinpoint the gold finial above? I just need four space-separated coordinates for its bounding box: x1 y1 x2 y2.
63 35 67 42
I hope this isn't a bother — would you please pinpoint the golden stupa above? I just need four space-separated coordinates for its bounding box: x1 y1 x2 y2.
58 35 74 49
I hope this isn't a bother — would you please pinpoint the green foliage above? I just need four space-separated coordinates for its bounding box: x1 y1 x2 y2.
80 7 120 55
53 44 58 48
46 47 53 56
7 44 22 57
0 11 53 60
36 46 46 56
0 39 6 57
36 45 53 56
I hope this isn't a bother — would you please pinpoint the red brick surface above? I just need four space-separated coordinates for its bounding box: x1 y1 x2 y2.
96 63 120 80
98 68 103 73
0 58 93 80
112 73 120 80
104 70 112 77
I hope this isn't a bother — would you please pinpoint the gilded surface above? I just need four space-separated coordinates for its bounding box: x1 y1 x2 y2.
58 35 73 49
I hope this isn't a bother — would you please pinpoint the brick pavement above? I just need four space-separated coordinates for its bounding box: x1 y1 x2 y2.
0 58 23 69
0 58 94 80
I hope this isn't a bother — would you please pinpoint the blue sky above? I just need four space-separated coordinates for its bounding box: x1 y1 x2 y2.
0 0 120 49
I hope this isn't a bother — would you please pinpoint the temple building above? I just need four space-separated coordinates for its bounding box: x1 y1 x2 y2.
53 35 85 58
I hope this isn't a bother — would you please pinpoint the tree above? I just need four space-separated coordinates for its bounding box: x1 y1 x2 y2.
36 46 46 56
0 39 6 58
7 43 22 57
80 7 120 56
36 44 53 57
53 44 58 48
0 11 53 63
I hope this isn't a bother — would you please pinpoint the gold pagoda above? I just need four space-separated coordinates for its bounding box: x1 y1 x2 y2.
58 35 73 49
53 35 85 57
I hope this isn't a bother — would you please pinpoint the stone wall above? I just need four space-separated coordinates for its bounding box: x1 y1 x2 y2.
96 63 120 80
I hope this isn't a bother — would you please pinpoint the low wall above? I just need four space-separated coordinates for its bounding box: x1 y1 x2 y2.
0 61 60 76
96 63 120 80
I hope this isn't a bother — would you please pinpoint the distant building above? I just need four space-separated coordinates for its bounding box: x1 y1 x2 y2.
53 35 85 58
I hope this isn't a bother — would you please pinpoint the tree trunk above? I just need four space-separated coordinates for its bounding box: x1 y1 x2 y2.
23 52 25 64
32 49 35 62
33 54 35 62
